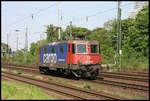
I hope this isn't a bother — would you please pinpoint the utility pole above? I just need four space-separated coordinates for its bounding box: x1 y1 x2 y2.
58 2 62 40
25 27 28 62
70 21 72 39
81 17 82 25
117 2 119 54
7 33 8 49
7 33 9 61
119 2 122 72
73 17 75 26
117 1 121 71
15 29 20 63
17 33 19 52
86 16 88 28
16 32 19 63
40 34 42 40
15 30 20 52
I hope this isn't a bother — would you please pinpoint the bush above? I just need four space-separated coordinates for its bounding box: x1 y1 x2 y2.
83 84 91 89
17 70 22 75
1 54 7 62
122 56 148 69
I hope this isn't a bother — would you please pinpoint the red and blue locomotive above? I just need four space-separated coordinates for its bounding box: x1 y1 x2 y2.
38 40 101 79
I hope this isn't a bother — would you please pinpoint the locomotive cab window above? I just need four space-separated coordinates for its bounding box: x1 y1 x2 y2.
90 44 99 54
59 46 64 53
76 44 87 54
72 44 75 54
51 46 55 53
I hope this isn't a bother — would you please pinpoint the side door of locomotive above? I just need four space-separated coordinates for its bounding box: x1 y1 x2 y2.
57 43 67 64
67 43 72 64
67 43 70 64
68 43 75 64
40 45 45 63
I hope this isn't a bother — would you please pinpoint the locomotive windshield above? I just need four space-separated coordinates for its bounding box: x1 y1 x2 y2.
90 44 99 54
76 44 87 53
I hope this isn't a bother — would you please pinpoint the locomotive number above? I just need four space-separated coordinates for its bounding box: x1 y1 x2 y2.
85 61 93 64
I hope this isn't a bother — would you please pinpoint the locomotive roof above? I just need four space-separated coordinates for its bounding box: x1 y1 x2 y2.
42 40 99 46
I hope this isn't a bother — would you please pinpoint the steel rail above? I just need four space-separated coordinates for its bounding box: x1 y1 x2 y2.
2 71 128 100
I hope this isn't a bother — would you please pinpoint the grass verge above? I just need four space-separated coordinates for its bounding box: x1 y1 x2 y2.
2 67 149 100
1 80 58 100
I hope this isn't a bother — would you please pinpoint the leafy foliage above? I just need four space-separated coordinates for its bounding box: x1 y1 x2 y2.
1 42 12 53
46 24 63 41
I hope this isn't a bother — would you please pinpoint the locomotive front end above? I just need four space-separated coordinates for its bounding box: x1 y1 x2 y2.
67 40 101 79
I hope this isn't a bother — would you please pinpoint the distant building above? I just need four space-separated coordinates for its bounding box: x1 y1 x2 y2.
128 1 149 18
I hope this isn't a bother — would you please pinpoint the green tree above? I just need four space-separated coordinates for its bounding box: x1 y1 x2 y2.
121 18 135 57
30 39 47 56
1 42 12 54
30 42 38 56
46 24 57 41
63 25 90 39
123 5 149 59
46 24 64 41
104 19 117 50
134 5 149 58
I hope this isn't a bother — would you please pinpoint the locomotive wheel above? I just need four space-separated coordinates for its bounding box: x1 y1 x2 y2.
74 76 80 80
39 67 49 74
39 67 44 74
89 69 99 80
90 74 97 80
89 72 97 80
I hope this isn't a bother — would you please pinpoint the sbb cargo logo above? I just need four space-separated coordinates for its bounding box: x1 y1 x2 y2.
43 53 57 63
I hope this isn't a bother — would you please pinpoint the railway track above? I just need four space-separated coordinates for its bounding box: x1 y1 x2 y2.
101 71 149 77
2 64 39 73
2 64 149 92
2 64 149 82
92 77 149 91
100 73 149 82
2 71 128 100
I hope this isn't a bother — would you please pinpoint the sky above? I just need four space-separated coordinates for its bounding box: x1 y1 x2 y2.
1 1 135 51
